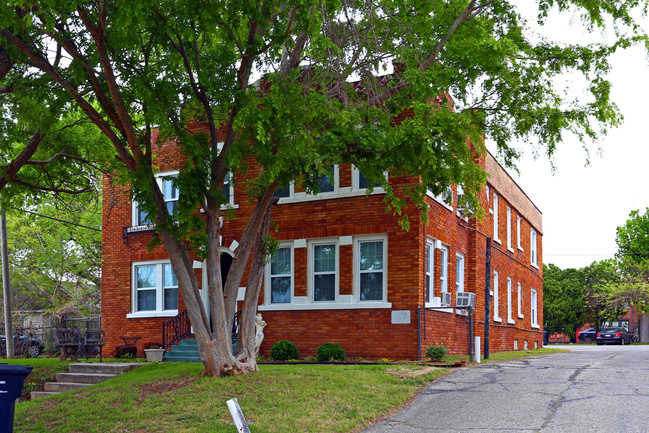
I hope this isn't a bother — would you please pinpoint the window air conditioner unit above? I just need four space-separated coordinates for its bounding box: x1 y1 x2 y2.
456 292 476 309
441 292 452 307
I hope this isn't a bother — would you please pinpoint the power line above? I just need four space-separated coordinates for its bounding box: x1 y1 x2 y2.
13 207 102 232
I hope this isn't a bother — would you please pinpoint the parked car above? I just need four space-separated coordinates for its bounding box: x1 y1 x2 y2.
578 327 598 342
0 331 45 357
596 327 633 345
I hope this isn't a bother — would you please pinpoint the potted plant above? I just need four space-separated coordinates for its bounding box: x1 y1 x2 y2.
143 342 165 362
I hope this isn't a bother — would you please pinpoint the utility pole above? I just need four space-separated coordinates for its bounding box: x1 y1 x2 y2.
484 237 491 360
1 209 13 358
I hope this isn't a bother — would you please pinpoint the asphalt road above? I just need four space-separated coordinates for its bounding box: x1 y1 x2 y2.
363 345 649 433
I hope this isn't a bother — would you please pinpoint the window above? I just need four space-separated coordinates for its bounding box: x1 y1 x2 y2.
131 261 178 317
352 165 383 191
493 270 500 321
274 183 291 198
270 246 292 304
517 215 523 250
530 228 538 267
531 289 538 327
132 171 179 226
426 241 434 303
222 172 234 205
314 165 337 194
356 238 387 301
455 253 465 294
311 241 338 302
493 193 499 241
517 281 524 318
507 277 513 323
506 206 512 251
440 246 448 293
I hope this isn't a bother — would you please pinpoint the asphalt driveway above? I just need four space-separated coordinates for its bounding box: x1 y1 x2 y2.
363 345 649 433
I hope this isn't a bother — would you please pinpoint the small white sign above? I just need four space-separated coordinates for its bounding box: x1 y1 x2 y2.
391 310 411 324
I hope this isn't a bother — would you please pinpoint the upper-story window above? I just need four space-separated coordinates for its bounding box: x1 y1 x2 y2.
517 215 523 250
440 245 448 293
313 165 338 194
132 171 179 226
352 165 383 191
426 240 434 303
507 276 514 323
506 206 512 251
274 183 291 198
493 193 499 242
222 172 235 205
517 281 524 318
530 228 538 267
493 270 501 321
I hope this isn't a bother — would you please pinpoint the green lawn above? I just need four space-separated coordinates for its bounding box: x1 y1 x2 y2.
10 348 566 432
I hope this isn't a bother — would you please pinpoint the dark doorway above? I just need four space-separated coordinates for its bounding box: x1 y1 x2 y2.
221 253 233 286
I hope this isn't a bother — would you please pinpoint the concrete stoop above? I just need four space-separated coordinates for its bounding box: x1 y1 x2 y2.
30 362 138 399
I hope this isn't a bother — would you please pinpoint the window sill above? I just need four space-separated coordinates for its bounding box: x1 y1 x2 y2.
259 301 392 311
127 311 179 319
531 324 540 329
424 303 453 314
278 188 386 205
494 238 501 245
518 246 524 252
507 247 515 253
507 319 515 324
518 314 524 319
493 317 502 323
531 263 540 270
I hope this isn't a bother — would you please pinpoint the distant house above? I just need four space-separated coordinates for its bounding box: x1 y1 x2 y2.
100 126 543 359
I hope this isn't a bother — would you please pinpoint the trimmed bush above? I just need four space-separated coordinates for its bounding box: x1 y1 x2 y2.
114 344 137 358
316 343 345 362
270 340 300 361
425 345 447 362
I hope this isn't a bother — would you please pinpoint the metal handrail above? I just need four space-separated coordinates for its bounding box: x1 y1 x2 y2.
162 310 191 349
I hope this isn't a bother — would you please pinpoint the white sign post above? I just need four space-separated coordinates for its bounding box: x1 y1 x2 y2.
226 398 251 433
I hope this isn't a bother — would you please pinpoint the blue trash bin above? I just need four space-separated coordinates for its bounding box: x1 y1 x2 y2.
543 331 549 346
0 363 33 433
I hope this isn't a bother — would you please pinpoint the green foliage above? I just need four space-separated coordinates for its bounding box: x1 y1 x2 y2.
316 343 346 362
617 208 649 264
114 345 138 359
270 340 300 361
425 345 448 362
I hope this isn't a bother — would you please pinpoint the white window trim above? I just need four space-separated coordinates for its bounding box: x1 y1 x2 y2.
425 186 453 212
351 165 387 192
353 235 388 303
531 289 539 328
440 245 449 294
260 235 392 311
493 193 500 243
455 253 465 294
517 281 524 319
264 242 294 305
493 270 501 322
132 170 179 227
517 215 523 251
127 260 179 319
530 228 539 268
506 206 513 252
425 239 435 306
507 277 514 324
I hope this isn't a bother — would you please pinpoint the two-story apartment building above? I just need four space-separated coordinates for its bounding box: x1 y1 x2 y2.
101 131 543 360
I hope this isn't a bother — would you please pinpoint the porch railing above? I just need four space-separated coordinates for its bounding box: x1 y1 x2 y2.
162 310 242 350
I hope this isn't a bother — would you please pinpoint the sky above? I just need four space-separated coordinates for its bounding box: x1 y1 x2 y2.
491 6 649 270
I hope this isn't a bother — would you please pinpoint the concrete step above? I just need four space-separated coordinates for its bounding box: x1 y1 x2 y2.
55 372 118 384
44 382 91 392
68 362 137 374
30 391 60 399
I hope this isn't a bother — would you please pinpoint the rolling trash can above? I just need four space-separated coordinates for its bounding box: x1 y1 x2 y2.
543 331 549 346
0 363 33 433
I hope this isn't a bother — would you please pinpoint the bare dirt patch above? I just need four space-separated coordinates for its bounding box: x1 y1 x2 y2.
137 377 196 403
386 366 439 379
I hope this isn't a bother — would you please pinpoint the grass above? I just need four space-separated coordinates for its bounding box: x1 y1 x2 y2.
13 362 450 433
10 348 565 432
443 347 568 364
4 358 71 400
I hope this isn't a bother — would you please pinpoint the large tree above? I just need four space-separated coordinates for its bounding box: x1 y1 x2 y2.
0 0 644 376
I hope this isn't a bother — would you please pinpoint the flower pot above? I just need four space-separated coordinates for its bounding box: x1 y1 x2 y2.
144 348 165 362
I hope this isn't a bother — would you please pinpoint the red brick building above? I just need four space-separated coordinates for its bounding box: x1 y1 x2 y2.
101 134 543 360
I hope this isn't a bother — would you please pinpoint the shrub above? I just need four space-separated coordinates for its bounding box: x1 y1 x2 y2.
316 343 345 362
270 340 300 361
425 345 447 362
114 344 137 358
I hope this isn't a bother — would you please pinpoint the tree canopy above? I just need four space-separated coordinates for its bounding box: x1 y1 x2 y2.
1 0 646 375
